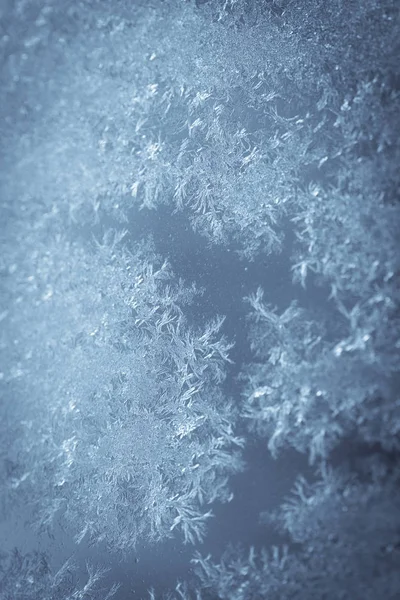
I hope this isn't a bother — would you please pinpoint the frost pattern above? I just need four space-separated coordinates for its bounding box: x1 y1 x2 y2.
190 459 400 600
1 0 399 597
1 222 243 551
0 550 119 600
0 0 311 259
243 280 400 463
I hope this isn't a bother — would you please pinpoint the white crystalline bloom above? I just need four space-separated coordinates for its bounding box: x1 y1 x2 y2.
61 437 78 468
5 234 241 551
174 415 205 439
252 386 273 399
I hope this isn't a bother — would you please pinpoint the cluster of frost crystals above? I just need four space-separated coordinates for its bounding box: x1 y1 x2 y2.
238 0 400 462
188 458 400 600
241 84 400 462
1 0 309 259
156 0 400 597
0 549 119 600
243 280 400 464
1 0 399 597
1 217 243 551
